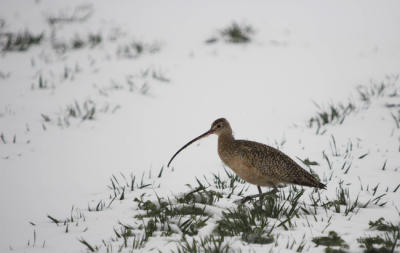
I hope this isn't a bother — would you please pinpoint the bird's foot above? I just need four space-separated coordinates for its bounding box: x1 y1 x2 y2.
235 189 278 204
267 188 279 195
239 195 255 204
233 195 254 205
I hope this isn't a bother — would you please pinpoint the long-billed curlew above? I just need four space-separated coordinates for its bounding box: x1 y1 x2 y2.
168 118 326 203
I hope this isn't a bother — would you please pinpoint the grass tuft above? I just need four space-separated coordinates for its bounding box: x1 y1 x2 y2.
175 235 232 253
308 101 355 134
369 218 398 232
117 40 160 59
215 187 305 242
357 232 399 253
134 194 211 237
312 231 349 248
0 30 43 52
220 22 254 43
47 5 93 25
206 22 255 44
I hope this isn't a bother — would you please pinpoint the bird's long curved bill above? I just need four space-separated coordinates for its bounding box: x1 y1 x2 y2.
167 129 213 167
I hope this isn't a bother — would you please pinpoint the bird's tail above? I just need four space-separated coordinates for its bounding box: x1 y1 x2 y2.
316 181 327 190
294 180 326 189
292 171 327 189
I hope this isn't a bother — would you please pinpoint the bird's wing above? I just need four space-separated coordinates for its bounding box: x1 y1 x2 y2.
234 140 285 178
234 140 325 188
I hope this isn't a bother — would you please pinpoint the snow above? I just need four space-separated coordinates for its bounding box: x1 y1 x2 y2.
1 0 400 252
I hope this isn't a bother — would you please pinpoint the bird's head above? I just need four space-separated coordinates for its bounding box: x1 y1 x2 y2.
167 118 232 167
209 118 232 136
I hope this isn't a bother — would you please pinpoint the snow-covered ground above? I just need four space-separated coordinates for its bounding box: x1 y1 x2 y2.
0 0 399 252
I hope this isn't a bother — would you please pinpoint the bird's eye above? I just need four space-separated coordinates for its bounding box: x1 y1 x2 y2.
217 124 221 128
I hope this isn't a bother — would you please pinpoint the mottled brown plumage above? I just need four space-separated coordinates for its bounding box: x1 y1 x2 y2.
168 118 326 201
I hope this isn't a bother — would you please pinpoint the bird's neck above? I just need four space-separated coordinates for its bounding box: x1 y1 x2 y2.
218 131 234 147
217 132 235 165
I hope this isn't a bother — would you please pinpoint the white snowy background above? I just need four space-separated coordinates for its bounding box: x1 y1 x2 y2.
0 0 399 252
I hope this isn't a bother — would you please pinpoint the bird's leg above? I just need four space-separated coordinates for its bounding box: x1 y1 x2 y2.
257 186 264 202
264 184 279 197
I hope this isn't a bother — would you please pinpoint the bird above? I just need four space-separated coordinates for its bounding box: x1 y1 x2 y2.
167 118 326 203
